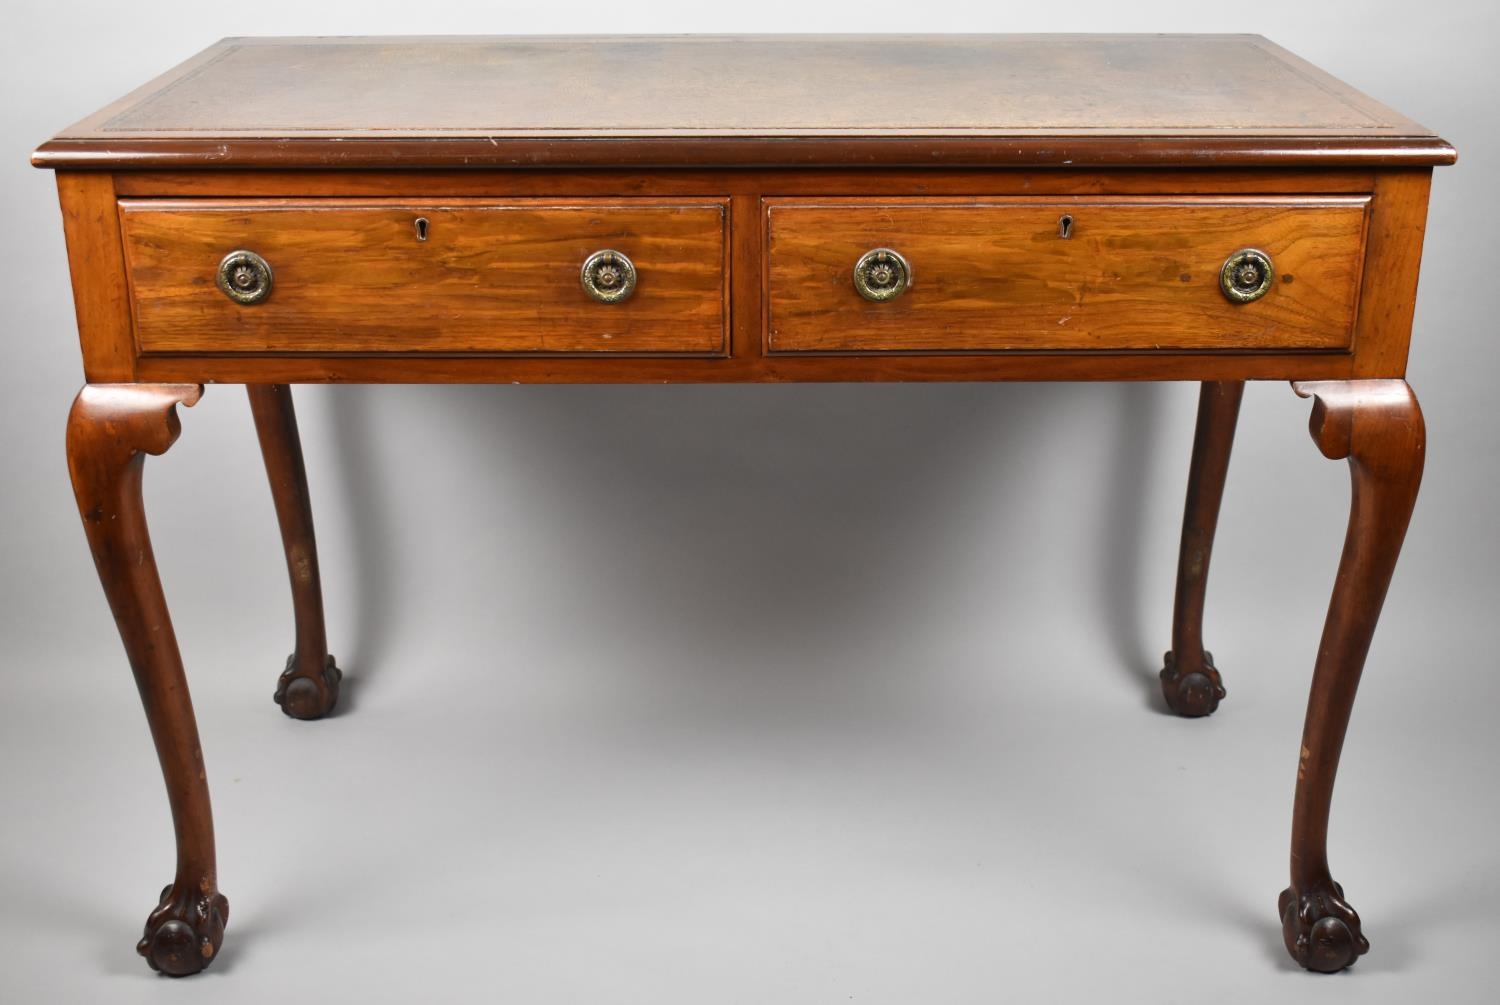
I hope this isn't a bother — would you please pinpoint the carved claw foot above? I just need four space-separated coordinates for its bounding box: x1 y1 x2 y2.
138 882 230 976
1159 650 1226 717
1279 880 1369 973
274 652 342 720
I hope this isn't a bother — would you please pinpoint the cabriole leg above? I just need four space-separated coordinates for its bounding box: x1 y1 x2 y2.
1279 379 1425 972
248 384 342 719
1160 380 1244 716
67 384 229 976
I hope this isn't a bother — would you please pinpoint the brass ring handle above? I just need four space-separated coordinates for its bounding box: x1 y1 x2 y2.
580 249 637 304
1219 248 1275 304
853 248 911 302
216 250 274 305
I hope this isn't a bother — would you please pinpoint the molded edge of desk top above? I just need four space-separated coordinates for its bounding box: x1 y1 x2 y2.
32 34 1456 170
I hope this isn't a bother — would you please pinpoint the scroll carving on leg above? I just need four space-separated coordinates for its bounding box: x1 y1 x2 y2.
66 384 229 976
248 384 342 719
1161 380 1244 717
1280 380 1425 973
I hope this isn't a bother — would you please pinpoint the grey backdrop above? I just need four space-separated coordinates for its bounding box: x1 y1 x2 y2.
2 3 1496 1002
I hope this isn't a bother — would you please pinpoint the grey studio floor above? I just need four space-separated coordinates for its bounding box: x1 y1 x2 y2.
2 382 1498 1004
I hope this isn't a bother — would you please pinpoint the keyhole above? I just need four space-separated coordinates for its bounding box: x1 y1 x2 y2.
414 217 429 242
1058 214 1074 240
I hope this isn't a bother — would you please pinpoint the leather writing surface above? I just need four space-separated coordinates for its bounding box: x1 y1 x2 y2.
87 35 1415 137
33 35 1453 170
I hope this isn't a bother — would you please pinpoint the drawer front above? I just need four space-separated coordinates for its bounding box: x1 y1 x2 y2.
120 199 728 355
765 197 1370 354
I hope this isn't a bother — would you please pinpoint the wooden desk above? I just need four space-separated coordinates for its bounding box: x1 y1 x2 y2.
34 35 1454 978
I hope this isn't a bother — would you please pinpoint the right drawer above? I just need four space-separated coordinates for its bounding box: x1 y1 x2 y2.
765 197 1371 354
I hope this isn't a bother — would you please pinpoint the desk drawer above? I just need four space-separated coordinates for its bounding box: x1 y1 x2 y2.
765 197 1370 354
120 199 728 355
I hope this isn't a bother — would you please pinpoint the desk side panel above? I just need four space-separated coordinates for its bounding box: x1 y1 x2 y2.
1351 170 1433 377
57 172 137 382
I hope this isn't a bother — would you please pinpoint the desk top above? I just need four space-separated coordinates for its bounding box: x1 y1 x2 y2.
33 34 1453 170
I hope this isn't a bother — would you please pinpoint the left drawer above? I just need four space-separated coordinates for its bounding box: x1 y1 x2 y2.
118 199 729 355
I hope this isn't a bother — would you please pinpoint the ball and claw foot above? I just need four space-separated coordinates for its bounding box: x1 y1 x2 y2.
138 882 230 977
274 652 343 720
1279 880 1369 973
1159 650 1226 717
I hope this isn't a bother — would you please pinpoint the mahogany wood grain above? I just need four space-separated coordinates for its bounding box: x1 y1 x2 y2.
46 165 1434 387
1351 171 1434 375
32 36 1454 170
65 383 228 976
1160 381 1245 716
128 352 1369 385
765 198 1368 353
1280 379 1425 972
729 193 763 362
247 385 342 719
120 199 729 355
48 166 1431 385
56 173 135 382
38 136 1456 172
108 168 1386 199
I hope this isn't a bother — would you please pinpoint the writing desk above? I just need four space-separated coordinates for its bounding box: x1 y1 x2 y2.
33 35 1454 977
